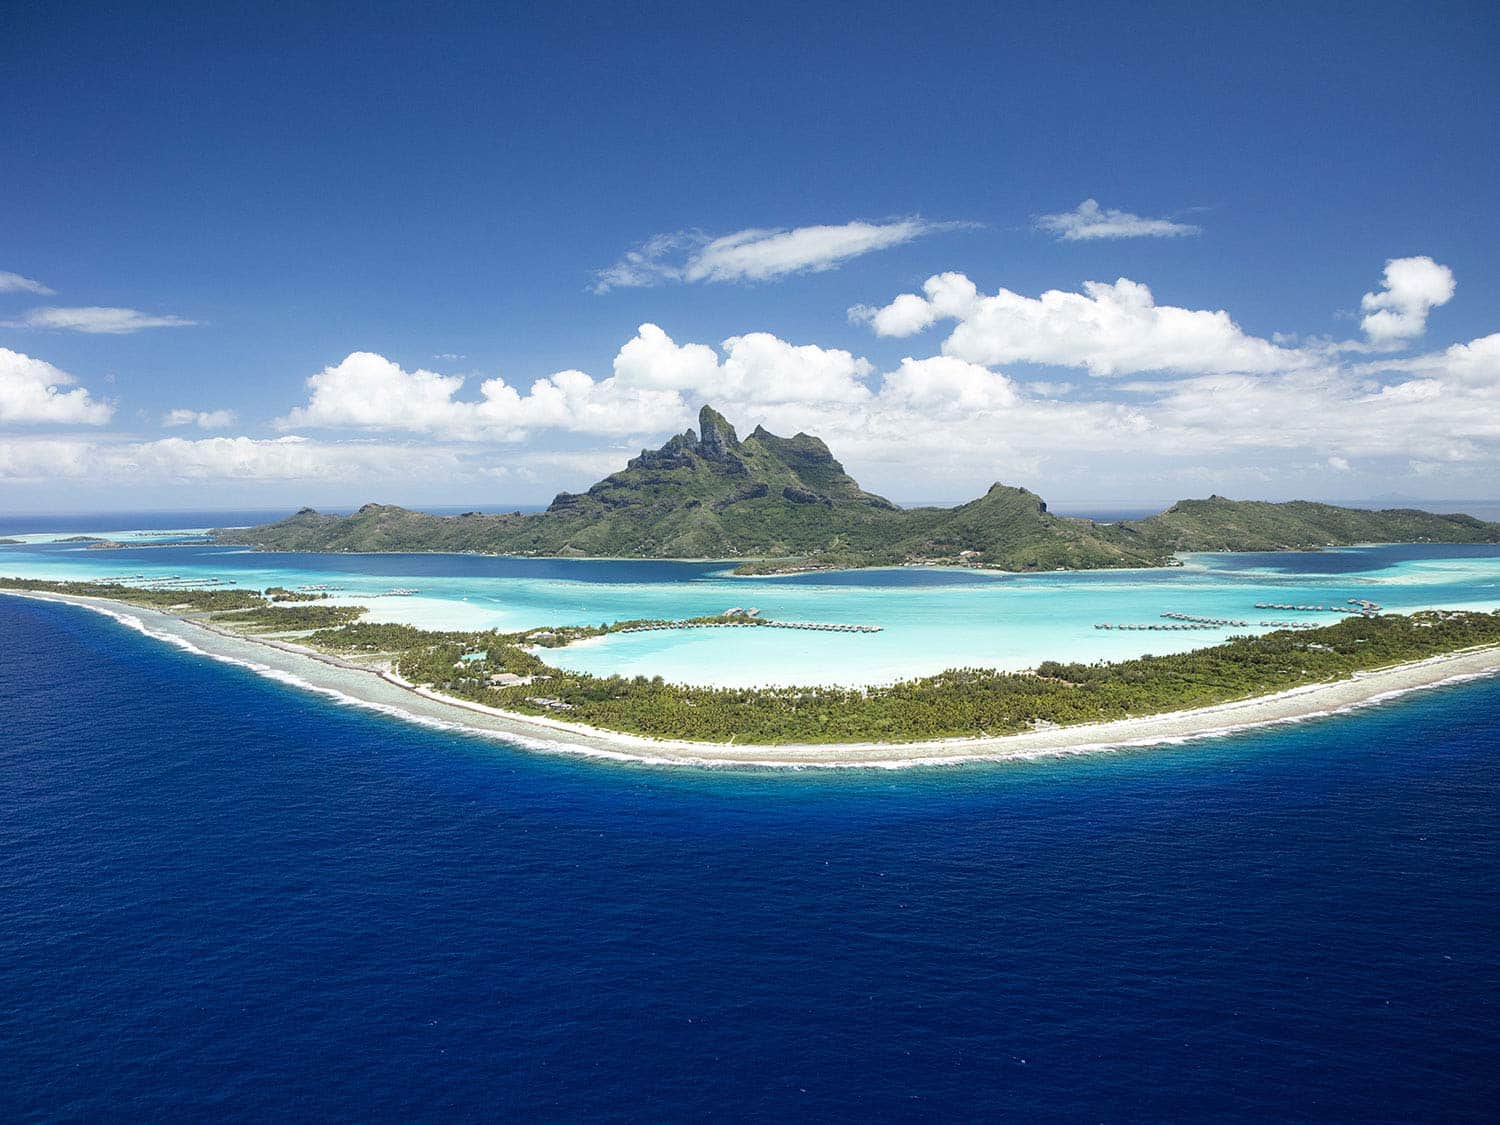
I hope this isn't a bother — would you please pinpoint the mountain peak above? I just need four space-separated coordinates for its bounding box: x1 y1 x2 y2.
696 405 739 459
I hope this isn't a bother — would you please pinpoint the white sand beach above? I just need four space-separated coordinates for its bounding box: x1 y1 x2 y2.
6 589 1499 770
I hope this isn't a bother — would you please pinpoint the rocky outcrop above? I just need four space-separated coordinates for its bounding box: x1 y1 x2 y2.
696 405 740 460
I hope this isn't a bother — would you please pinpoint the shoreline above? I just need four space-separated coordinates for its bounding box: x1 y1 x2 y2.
4 587 1499 770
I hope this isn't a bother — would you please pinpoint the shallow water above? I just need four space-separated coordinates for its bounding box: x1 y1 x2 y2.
3 532 1499 686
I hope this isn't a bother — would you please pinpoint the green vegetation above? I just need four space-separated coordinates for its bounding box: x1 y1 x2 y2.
1107 496 1500 553
7 576 1498 746
266 586 329 602
0 577 356 631
213 405 1500 572
210 604 366 632
0 577 265 611
304 607 1500 745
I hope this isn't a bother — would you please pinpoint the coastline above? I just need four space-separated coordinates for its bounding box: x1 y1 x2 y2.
4 587 1499 770
208 541 1174 578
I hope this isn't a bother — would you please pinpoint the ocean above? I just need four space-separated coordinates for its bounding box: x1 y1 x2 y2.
2 594 1497 1120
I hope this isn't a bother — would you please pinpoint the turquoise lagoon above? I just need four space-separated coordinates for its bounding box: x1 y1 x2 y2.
3 531 1499 688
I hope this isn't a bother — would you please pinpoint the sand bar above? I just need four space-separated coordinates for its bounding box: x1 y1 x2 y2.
5 588 1498 770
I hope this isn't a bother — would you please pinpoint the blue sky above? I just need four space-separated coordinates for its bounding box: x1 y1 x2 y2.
2 0 1498 513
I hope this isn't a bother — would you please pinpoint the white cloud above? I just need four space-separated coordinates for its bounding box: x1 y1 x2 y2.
612 323 874 404
1359 256 1455 346
278 349 689 440
279 327 879 441
119 436 457 481
612 323 721 391
0 439 94 480
0 434 466 483
0 348 114 425
878 355 1018 413
1394 332 1500 384
0 270 54 295
280 352 470 433
487 368 688 436
850 272 979 337
164 408 237 429
719 334 872 404
1355 332 1500 392
5 306 197 334
854 273 1308 377
593 218 956 291
1035 199 1200 241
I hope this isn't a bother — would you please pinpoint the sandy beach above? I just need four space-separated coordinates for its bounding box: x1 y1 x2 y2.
6 588 1499 770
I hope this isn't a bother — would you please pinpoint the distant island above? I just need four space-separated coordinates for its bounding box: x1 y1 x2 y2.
214 405 1500 572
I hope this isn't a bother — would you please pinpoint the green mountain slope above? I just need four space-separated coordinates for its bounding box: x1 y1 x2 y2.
214 405 1500 570
1105 496 1500 553
883 485 1167 571
513 407 905 557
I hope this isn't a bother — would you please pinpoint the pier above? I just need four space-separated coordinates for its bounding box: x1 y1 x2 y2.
617 619 882 635
1096 612 1323 631
120 575 241 591
1095 622 1219 631
1254 599 1382 614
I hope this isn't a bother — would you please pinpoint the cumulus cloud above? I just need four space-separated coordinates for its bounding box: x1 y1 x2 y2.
277 349 688 440
1034 199 1200 241
720 333 872 404
612 323 720 391
1359 256 1455 346
879 355 1018 413
163 408 237 429
617 324 872 404
279 353 469 433
0 270 54 295
593 219 956 291
1359 331 1500 386
853 272 1308 376
0 348 114 425
4 306 197 334
1416 331 1500 384
279 327 879 441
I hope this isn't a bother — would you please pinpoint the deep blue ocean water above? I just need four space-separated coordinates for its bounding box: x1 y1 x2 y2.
3 596 1498 1121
